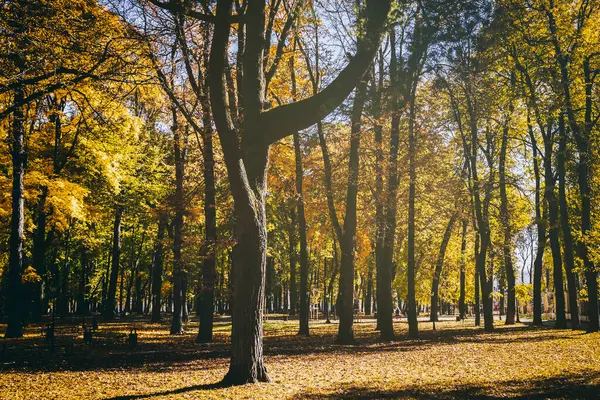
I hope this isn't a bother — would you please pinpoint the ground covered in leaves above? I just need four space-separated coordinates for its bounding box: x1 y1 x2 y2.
1 316 599 399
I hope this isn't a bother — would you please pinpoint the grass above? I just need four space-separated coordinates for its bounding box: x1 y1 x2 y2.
1 316 599 399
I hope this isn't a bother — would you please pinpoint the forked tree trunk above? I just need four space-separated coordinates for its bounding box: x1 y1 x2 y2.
207 0 390 383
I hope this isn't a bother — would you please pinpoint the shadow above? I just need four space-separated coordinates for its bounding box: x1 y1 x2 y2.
294 371 600 399
105 382 226 400
0 318 584 374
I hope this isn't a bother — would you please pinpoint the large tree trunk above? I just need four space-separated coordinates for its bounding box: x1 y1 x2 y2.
104 205 123 320
430 213 457 322
170 116 186 335
557 115 579 329
458 219 468 319
206 0 390 384
219 141 271 384
151 214 167 322
499 123 516 325
5 88 26 338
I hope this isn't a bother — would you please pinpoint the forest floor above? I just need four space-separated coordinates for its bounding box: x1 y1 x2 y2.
1 315 599 399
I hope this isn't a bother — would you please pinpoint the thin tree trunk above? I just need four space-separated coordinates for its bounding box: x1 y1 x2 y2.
197 126 217 342
170 114 186 335
529 123 545 326
407 89 419 338
151 214 167 322
288 207 297 315
104 205 123 320
542 126 566 328
5 87 26 338
499 123 516 325
458 219 468 319
430 213 457 322
294 134 310 335
557 114 579 329
337 77 368 345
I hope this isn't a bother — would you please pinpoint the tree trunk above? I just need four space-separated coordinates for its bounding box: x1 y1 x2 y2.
77 247 88 314
197 127 217 342
365 264 373 315
104 205 123 320
557 115 579 329
206 0 390 383
529 123 545 326
31 188 49 322
430 213 457 322
170 115 186 335
5 88 26 338
542 128 566 328
474 232 480 326
288 207 297 315
407 89 419 338
151 214 167 322
458 219 468 319
294 131 310 335
337 78 368 345
499 123 516 325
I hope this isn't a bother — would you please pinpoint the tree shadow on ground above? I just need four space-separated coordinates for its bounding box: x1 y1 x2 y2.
105 382 227 400
0 320 582 374
294 371 600 399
